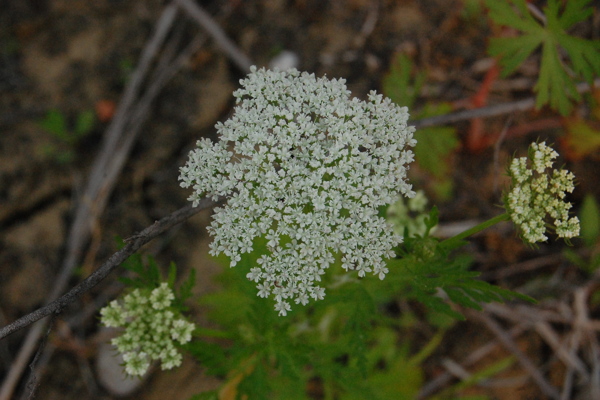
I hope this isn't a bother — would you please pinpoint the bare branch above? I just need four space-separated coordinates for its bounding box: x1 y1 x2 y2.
411 79 600 129
472 311 561 400
0 199 215 341
174 0 253 72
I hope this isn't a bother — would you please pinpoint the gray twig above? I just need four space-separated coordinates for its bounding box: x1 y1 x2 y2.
411 79 599 129
174 0 253 72
0 200 213 341
472 311 561 399
0 6 183 400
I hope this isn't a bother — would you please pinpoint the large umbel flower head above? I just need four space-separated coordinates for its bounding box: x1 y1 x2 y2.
180 66 416 315
505 141 580 244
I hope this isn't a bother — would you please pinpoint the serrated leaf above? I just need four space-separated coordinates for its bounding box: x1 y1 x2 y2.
486 0 600 115
554 0 593 30
536 39 580 115
488 34 542 76
485 0 534 32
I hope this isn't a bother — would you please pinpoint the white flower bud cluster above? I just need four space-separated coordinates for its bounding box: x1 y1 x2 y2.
100 283 196 376
180 66 416 315
505 142 580 243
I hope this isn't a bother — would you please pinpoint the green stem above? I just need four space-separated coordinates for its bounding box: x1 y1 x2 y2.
441 213 511 250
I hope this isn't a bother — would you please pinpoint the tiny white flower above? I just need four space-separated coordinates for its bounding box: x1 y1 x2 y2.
99 283 197 377
150 283 175 310
180 66 416 313
505 142 580 244
123 351 151 377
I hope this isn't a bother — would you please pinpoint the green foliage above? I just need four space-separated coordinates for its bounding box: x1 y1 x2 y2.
187 235 451 399
185 212 529 399
485 0 600 115
391 209 534 320
116 239 196 309
39 109 95 163
382 53 426 109
382 53 459 200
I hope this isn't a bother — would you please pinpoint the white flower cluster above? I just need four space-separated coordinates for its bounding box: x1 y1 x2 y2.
180 66 416 316
505 142 580 243
100 283 196 376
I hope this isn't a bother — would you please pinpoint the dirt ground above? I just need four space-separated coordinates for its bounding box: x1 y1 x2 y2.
1 0 599 399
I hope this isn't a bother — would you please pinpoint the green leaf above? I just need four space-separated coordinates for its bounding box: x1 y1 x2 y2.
179 267 196 303
382 53 426 108
485 0 537 32
486 0 600 115
536 38 580 115
555 0 593 30
488 35 542 76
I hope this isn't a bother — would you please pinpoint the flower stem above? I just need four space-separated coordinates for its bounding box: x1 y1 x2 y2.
441 212 511 250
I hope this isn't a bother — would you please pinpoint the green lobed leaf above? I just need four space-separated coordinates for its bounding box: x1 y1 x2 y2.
486 0 600 115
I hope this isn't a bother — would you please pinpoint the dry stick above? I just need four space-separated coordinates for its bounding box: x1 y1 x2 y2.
14 34 211 400
534 320 588 377
1 2 253 396
23 314 56 400
573 287 600 399
174 0 253 72
472 311 561 400
0 6 180 400
417 325 526 399
0 201 213 340
411 79 599 129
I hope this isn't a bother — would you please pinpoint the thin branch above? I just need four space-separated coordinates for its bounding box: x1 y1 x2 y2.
0 199 214 341
0 7 182 400
411 79 600 129
174 0 253 72
472 311 561 400
417 324 526 399
23 313 56 400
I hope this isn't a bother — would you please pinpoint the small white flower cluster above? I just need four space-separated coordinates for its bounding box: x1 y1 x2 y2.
505 142 580 244
180 66 416 315
100 283 196 376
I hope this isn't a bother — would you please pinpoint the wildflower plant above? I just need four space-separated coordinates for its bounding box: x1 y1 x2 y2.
505 141 580 244
179 66 416 315
99 253 197 376
95 66 582 394
100 283 195 376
